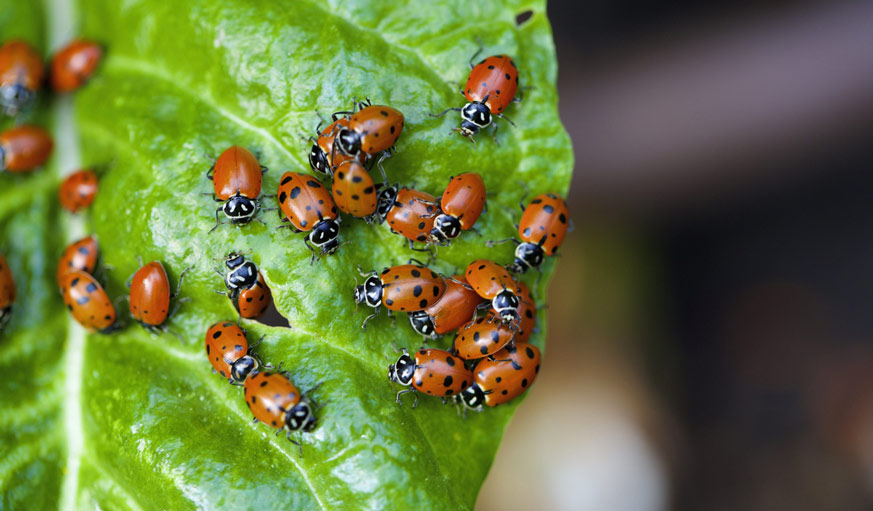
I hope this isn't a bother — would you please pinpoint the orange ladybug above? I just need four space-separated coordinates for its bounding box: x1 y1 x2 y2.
308 116 367 176
1 125 53 172
277 171 342 259
50 39 102 93
385 187 438 249
434 48 520 141
428 172 486 245
0 253 15 330
60 270 116 332
128 261 190 333
333 100 403 179
388 347 473 407
204 321 260 384
490 193 569 274
457 342 541 410
331 161 378 218
354 263 447 329
464 259 521 324
408 275 485 338
453 314 514 360
0 40 43 115
244 370 319 450
206 145 266 231
236 272 271 319
58 169 98 213
56 236 99 287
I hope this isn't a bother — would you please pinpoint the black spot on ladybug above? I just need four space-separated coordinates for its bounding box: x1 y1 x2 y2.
364 186 374 194
380 110 388 117
251 396 257 403
526 346 535 358
272 420 277 426
478 264 485 270
246 297 253 302
531 198 542 204
413 285 422 297
417 221 425 229
480 345 489 354
306 179 321 188
481 82 487 88
76 296 89 305
445 356 455 366
543 205 554 214
443 375 453 387
488 65 495 69
525 309 533 319
473 331 480 342
491 331 500 343
351 194 359 200
411 269 421 277
521 378 528 388
495 89 500 95
71 277 80 286
385 298 394 306
289 187 301 199
281 175 292 185
212 330 222 339
523 227 531 237
433 286 440 296
260 380 268 387
77 246 89 255
445 389 454 396
415 379 423 387
495 376 502 383
419 299 427 308
502 389 508 395
300 220 307 228
352 175 363 183
559 213 567 224
505 73 511 80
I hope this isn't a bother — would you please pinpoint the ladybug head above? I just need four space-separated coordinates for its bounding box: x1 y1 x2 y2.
430 214 461 244
388 353 415 386
223 195 258 223
308 144 331 176
310 219 341 254
408 310 437 339
0 83 33 116
492 289 520 323
459 101 492 137
230 355 258 383
285 401 317 432
335 128 361 157
509 242 544 274
372 185 398 224
457 383 485 410
354 276 382 308
226 260 258 290
225 253 245 270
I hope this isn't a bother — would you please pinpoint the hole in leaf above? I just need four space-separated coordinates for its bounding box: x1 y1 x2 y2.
515 10 533 26
253 300 291 328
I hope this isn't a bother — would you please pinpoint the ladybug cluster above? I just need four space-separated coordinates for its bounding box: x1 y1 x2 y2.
2 35 571 446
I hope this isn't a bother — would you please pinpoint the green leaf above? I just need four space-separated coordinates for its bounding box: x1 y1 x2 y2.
0 0 572 509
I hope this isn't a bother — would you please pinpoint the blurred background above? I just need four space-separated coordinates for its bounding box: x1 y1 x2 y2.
479 0 873 509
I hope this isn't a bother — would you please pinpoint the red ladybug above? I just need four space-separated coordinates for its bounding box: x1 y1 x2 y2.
128 261 190 333
58 169 98 213
490 193 569 273
0 253 15 330
453 314 514 360
434 48 520 141
236 272 271 319
354 263 447 328
1 125 53 172
0 40 43 115
60 270 116 332
464 259 521 324
204 321 260 384
56 236 99 288
50 39 102 93
331 161 378 218
388 347 473 407
333 100 403 179
385 187 438 249
408 274 484 338
244 370 319 451
206 146 266 232
428 172 486 245
308 116 367 176
277 171 341 260
457 342 541 411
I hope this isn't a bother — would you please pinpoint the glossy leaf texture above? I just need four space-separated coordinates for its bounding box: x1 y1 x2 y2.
0 0 572 509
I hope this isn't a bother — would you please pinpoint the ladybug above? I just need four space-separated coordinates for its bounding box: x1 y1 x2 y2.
50 39 102 92
385 187 438 249
236 272 271 319
428 172 486 245
308 116 368 176
0 253 15 330
244 370 319 451
56 235 99 287
277 171 341 259
408 274 484 339
59 270 116 332
371 184 399 224
0 40 43 116
58 169 98 213
388 347 473 407
495 281 535 344
489 193 569 273
457 342 541 411
333 100 404 178
464 259 521 324
1 125 53 172
204 321 260 385
206 146 266 232
128 261 190 333
434 48 520 141
354 263 447 329
220 253 259 294
453 314 514 360
331 161 378 218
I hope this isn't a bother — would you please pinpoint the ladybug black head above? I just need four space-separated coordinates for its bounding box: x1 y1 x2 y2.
372 185 399 224
336 128 361 157
285 401 317 432
457 383 485 410
492 290 520 323
408 311 437 339
230 355 258 383
430 214 462 244
223 195 258 223
460 101 492 136
388 353 415 386
308 144 331 176
226 260 258 290
509 242 544 274
0 83 33 116
354 276 382 308
310 219 341 254
225 254 245 270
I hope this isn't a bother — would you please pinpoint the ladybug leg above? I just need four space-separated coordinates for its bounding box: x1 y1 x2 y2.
259 164 268 175
361 308 380 330
330 109 356 121
468 36 485 69
303 236 319 265
205 164 215 180
395 388 417 406
374 151 390 183
209 207 224 233
406 257 428 266
252 417 259 424
287 435 304 457
446 276 474 291
513 85 534 103
495 112 516 128
171 266 193 299
386 309 396 328
167 296 190 320
429 106 463 118
485 237 520 248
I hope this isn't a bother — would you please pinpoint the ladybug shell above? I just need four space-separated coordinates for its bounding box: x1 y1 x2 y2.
465 259 520 300
386 187 438 243
60 271 115 331
332 161 377 218
212 145 262 200
379 264 446 312
348 105 404 155
0 253 15 311
277 171 338 232
56 236 98 287
1 125 53 172
518 193 569 255
454 315 514 360
412 348 473 397
58 169 98 213
237 273 270 319
424 275 484 335
50 39 102 93
475 342 541 407
440 172 485 230
205 321 248 379
129 261 171 326
0 40 43 94
316 118 362 169
464 55 519 114
244 371 301 429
